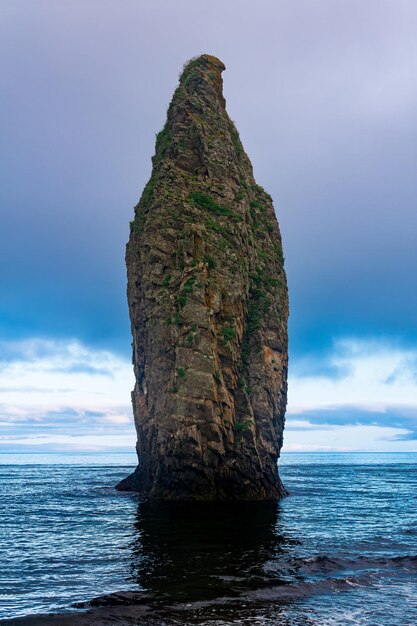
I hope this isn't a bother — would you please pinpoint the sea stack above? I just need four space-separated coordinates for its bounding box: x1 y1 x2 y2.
117 55 288 500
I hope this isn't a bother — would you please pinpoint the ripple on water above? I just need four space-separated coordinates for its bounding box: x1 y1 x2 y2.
1 453 417 625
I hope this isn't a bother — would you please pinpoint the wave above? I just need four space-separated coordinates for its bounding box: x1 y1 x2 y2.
264 553 417 577
76 554 417 614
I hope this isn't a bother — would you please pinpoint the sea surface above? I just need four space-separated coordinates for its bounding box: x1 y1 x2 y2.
1 453 416 625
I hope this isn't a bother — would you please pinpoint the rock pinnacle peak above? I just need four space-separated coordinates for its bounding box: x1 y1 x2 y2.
117 56 288 500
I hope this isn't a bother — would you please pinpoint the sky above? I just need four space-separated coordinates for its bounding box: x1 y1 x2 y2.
1 0 417 453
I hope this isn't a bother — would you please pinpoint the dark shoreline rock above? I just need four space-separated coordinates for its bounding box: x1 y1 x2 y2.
119 53 289 500
0 574 371 626
0 593 151 626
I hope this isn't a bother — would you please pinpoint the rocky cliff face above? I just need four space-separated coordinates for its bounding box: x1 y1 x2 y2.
117 55 288 500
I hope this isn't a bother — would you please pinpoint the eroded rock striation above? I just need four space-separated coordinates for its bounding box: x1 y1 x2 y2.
117 55 288 500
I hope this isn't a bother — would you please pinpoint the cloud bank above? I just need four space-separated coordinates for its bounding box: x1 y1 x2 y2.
0 339 135 452
1 337 416 453
286 339 417 451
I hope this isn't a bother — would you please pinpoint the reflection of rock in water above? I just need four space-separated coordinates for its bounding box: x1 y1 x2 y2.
128 500 289 602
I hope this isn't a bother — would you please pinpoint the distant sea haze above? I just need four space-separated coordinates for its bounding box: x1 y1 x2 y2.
1 452 416 625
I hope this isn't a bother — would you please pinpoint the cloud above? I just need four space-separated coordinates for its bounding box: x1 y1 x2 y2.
284 338 417 451
0 438 137 455
0 338 135 452
49 364 114 376
282 424 415 453
287 406 417 440
289 338 417 409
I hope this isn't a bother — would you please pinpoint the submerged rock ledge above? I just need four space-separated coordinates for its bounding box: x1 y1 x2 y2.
118 54 289 500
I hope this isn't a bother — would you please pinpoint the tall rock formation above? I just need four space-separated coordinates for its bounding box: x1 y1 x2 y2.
117 55 288 500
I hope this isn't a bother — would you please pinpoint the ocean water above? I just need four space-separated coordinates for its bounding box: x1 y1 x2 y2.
1 453 416 625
